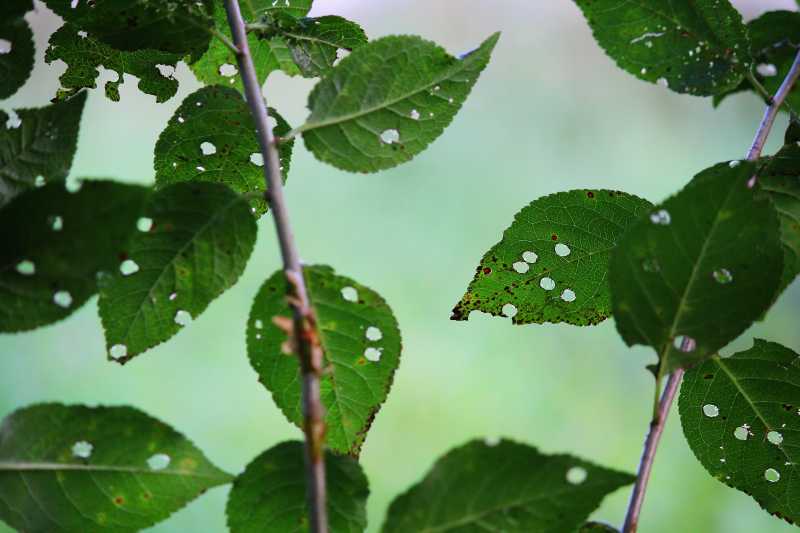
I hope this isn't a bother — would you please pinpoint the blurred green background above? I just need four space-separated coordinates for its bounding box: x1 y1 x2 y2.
3 1 800 531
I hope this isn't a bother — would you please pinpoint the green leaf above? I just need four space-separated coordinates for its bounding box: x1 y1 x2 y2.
248 265 401 455
190 0 312 90
98 182 257 363
0 1 34 99
276 15 367 78
714 11 800 110
299 33 499 173
580 523 619 532
0 180 149 333
41 0 215 60
573 0 751 96
45 23 182 103
610 161 784 373
679 339 800 526
758 140 800 293
452 190 652 326
381 439 635 533
154 85 293 217
0 403 231 533
226 441 368 533
0 92 87 203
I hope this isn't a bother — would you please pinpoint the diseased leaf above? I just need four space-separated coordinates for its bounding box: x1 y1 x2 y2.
0 92 87 204
0 1 34 99
299 33 499 173
0 403 231 533
679 339 800 526
573 0 751 96
154 85 293 216
248 265 401 455
45 24 181 103
714 11 800 110
610 161 784 373
0 181 149 333
452 190 652 326
277 15 367 77
41 0 214 60
226 441 368 533
381 439 635 533
98 182 256 363
191 0 312 90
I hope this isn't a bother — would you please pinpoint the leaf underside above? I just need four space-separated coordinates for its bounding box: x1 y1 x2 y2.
679 340 800 526
0 180 149 333
154 85 293 216
226 441 368 533
610 161 784 372
0 403 231 533
0 1 34 99
247 265 401 456
301 33 499 173
452 189 652 326
381 439 635 533
98 182 257 363
573 0 751 96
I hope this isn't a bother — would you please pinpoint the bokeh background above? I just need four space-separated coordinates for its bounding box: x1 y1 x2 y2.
3 1 800 531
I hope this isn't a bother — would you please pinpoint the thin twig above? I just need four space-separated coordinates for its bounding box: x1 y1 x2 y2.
622 368 684 533
621 48 800 533
223 2 328 532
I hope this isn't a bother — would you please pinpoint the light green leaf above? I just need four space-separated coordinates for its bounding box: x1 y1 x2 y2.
190 0 312 90
381 439 635 533
0 1 34 99
679 339 800 526
226 441 368 533
452 190 652 326
278 15 367 77
0 180 149 333
248 265 401 455
610 161 784 373
154 85 293 216
299 33 499 173
98 182 257 363
0 403 231 533
573 0 751 96
0 92 87 203
41 0 214 60
45 24 181 103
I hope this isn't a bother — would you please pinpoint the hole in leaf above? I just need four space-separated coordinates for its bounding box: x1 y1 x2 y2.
756 63 778 77
147 453 171 470
364 347 382 362
174 310 192 327
554 243 571 257
66 177 82 193
522 251 538 264
650 209 671 225
156 64 175 78
219 63 238 77
254 319 263 329
380 129 401 145
560 289 576 302
734 425 749 440
6 111 21 129
137 217 153 232
365 326 382 341
169 292 178 301
410 109 420 120
16 260 35 276
729 160 741 168
767 431 784 445
72 441 93 459
765 468 781 482
540 277 555 291
341 287 358 302
120 259 139 276
713 268 733 284
49 215 63 231
333 48 349 66
0 39 11 55
502 303 517 318
200 141 216 155
566 466 587 484
109 344 127 359
53 290 72 308
512 261 529 273
34 175 44 186
702 404 719 418
250 153 264 166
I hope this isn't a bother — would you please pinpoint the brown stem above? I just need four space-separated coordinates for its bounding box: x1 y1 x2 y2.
222 2 328 532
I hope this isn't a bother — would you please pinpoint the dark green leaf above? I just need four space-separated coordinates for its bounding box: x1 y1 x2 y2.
0 92 87 203
154 85 293 216
714 11 800 110
279 15 367 77
452 190 652 326
758 141 800 293
0 1 34 99
42 0 214 60
0 180 149 333
98 182 256 363
226 441 368 533
381 439 635 533
191 0 312 90
610 161 784 372
248 265 401 455
0 403 231 533
45 24 181 103
679 339 800 526
580 523 619 532
573 0 751 96
299 33 499 173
